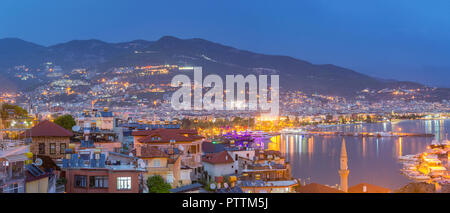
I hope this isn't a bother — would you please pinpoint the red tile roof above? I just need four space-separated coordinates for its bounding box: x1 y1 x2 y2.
139 146 169 158
132 129 197 136
136 129 203 143
349 183 392 193
23 120 73 137
298 183 344 193
202 151 234 164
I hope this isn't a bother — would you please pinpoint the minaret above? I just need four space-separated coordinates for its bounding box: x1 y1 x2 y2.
339 138 349 192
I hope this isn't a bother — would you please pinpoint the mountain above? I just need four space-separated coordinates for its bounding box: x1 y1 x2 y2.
0 36 440 97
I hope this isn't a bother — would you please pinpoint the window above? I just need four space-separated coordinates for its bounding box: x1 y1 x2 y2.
190 145 197 154
50 143 56 154
152 159 161 167
38 143 45 154
89 176 108 188
166 173 174 183
117 177 131 190
74 175 87 188
60 143 66 154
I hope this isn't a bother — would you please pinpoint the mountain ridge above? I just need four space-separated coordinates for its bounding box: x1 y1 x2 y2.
0 36 441 98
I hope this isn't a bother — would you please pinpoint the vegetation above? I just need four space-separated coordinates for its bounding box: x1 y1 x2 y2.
146 175 172 193
0 103 28 120
0 103 29 129
56 177 67 185
54 114 76 130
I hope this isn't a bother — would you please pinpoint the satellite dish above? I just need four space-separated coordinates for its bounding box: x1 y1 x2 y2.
137 159 146 168
210 183 216 190
72 125 81 132
35 158 43 166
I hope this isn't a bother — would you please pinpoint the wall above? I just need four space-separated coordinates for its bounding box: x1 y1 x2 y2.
202 162 235 181
64 169 140 193
30 136 70 159
26 177 49 193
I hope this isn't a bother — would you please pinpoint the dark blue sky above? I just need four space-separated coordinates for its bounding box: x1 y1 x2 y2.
1 0 449 87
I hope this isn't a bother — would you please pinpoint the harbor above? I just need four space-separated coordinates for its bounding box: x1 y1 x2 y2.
272 119 450 190
399 140 450 186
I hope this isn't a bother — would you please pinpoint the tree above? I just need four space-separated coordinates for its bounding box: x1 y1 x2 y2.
147 175 172 193
1 104 28 120
54 114 76 130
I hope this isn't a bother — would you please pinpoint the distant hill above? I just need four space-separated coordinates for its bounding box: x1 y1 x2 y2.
0 36 441 98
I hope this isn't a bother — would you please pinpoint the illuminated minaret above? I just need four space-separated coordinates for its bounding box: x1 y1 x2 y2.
338 138 349 192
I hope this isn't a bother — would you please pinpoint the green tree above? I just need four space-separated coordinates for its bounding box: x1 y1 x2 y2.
147 175 172 193
1 104 28 120
54 114 76 130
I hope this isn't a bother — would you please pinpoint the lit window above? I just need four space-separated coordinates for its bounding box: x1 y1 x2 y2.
117 177 131 190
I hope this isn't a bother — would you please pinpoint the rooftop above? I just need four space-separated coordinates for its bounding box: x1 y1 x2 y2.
297 183 344 193
23 120 73 137
348 183 392 193
135 129 203 143
169 183 203 193
238 179 298 187
202 151 234 164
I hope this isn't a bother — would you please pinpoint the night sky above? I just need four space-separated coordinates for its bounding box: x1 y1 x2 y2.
1 0 449 87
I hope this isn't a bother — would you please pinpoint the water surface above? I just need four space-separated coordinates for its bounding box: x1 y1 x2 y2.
267 119 449 190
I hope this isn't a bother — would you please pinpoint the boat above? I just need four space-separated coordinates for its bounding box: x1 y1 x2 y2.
398 155 418 161
280 128 308 135
412 175 431 181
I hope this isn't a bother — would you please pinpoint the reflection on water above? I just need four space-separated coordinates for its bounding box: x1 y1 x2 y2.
267 119 449 190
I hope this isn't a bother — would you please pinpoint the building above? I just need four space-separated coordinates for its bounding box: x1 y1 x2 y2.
202 151 235 182
25 120 73 159
297 183 344 193
76 108 116 131
240 150 291 181
169 182 204 193
226 147 255 174
139 145 190 189
239 179 299 193
61 148 145 193
348 183 392 193
132 129 204 178
25 163 51 193
0 146 28 193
